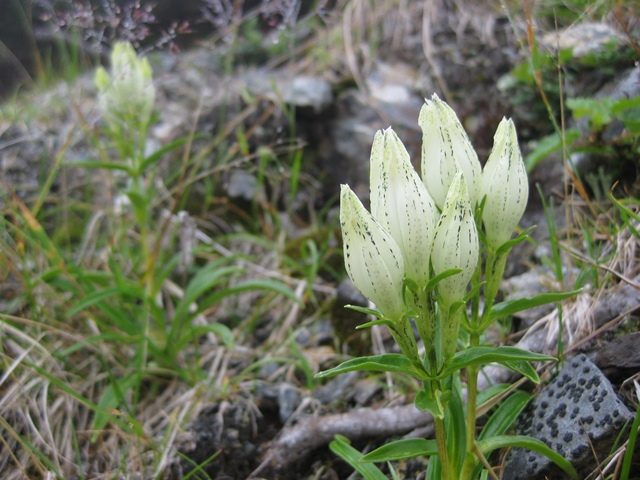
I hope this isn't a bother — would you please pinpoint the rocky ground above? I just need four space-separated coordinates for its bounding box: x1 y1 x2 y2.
1 1 639 479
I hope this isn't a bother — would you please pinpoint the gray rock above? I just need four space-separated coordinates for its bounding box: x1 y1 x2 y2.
569 67 640 188
593 332 640 384
313 370 362 404
540 22 627 59
225 169 260 201
244 70 333 113
277 383 302 422
503 354 633 480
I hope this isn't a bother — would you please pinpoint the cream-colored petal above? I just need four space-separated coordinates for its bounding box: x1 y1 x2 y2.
370 128 438 286
419 94 481 208
481 118 528 250
340 185 406 320
431 172 479 307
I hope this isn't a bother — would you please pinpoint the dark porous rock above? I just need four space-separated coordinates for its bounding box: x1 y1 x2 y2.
503 354 633 480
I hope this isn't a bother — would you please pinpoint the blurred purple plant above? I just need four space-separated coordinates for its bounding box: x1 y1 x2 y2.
33 0 190 54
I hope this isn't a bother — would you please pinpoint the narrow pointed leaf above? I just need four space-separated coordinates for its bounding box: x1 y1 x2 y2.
361 438 438 463
495 226 536 257
345 305 384 317
356 318 395 329
502 360 541 383
488 290 581 324
441 346 555 378
478 391 531 441
329 435 388 480
425 268 463 292
477 435 578 479
315 354 417 379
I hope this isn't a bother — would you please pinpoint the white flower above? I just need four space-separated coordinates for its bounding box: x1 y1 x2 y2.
481 118 529 251
370 128 439 286
95 41 155 132
340 184 406 320
431 172 479 307
419 94 482 209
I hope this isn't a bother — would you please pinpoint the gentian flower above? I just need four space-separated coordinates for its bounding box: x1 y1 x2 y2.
95 41 155 134
431 172 479 308
370 128 438 287
480 118 529 251
419 94 482 209
340 185 406 320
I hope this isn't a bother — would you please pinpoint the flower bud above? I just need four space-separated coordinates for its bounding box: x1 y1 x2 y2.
480 118 529 251
419 94 481 209
340 184 406 320
370 128 438 286
95 41 155 133
431 172 479 307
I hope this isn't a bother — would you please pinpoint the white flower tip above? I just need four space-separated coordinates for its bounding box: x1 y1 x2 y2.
447 171 469 204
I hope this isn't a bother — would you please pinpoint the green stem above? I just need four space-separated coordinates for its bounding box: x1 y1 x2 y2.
480 250 507 328
388 320 427 378
461 332 481 480
414 288 439 375
434 415 453 480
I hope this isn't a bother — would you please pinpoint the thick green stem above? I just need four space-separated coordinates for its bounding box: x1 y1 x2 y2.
480 249 508 328
413 288 439 375
389 320 427 377
461 331 481 480
441 305 463 367
434 415 453 480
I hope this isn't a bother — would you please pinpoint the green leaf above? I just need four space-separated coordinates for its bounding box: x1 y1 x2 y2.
610 95 640 116
476 384 510 409
63 160 133 174
425 449 442 480
138 136 193 173
126 190 148 224
329 435 388 480
175 323 234 350
57 332 138 357
414 390 444 417
315 354 417 379
502 360 541 383
346 304 384 318
566 97 616 129
477 435 579 479
356 318 395 330
487 290 581 325
403 277 420 295
611 195 640 240
620 394 640 480
446 377 467 476
524 130 580 172
173 261 241 321
200 278 303 310
478 390 531 441
91 374 138 442
361 438 438 462
425 268 463 293
441 346 556 381
495 226 536 257
67 286 123 317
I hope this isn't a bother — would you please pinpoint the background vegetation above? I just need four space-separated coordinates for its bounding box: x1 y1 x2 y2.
0 0 638 478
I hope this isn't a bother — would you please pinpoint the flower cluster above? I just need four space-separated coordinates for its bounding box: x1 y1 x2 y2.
95 41 155 135
340 94 528 366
